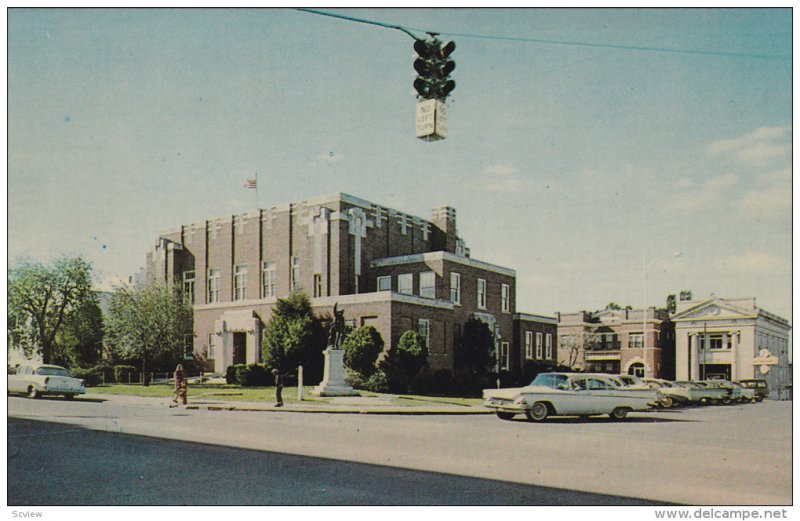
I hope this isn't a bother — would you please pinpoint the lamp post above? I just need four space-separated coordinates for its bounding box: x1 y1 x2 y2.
643 251 682 377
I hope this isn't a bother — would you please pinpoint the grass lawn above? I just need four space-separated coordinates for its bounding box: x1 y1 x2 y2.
86 384 483 407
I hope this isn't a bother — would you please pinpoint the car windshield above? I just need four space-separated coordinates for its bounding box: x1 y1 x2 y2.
36 366 71 377
531 373 569 390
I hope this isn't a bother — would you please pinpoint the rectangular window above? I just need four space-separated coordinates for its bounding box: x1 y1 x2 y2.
536 332 543 359
377 275 391 291
182 271 195 305
708 334 724 350
501 283 510 313
234 264 247 301
477 278 486 309
261 261 276 298
291 257 301 291
398 273 413 295
418 318 430 350
628 333 644 349
500 342 510 370
207 268 220 303
545 334 553 359
207 333 215 358
314 274 323 298
450 272 461 304
184 335 194 358
525 331 533 359
420 271 436 299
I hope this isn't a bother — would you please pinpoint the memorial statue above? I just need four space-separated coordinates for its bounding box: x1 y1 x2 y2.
328 303 346 350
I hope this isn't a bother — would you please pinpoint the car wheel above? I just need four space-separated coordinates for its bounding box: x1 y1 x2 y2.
609 407 630 421
495 412 515 421
755 396 764 403
63 394 75 400
27 386 40 399
525 402 549 422
660 397 674 408
721 396 732 405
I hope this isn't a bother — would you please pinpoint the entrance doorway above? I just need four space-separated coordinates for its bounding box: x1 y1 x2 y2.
233 332 247 365
628 363 645 377
702 363 731 380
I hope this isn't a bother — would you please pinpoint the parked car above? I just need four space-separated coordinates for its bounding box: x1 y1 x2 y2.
699 380 740 404
737 379 769 401
728 381 757 402
8 363 86 399
483 372 657 422
672 381 728 405
642 378 692 408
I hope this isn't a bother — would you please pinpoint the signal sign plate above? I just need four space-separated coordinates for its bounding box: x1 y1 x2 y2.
416 99 448 141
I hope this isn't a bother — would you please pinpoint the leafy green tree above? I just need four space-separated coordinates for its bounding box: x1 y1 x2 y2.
53 292 104 368
8 256 95 364
261 291 325 377
342 326 384 377
104 282 193 385
454 317 495 379
380 330 428 392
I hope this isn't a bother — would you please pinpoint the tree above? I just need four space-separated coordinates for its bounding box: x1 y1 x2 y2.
8 256 95 364
342 326 384 377
261 291 325 377
666 294 677 314
455 317 495 380
679 290 693 301
380 330 428 393
104 282 193 386
53 292 104 368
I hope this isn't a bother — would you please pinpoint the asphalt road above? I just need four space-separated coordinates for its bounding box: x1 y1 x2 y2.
7 394 792 505
8 417 656 506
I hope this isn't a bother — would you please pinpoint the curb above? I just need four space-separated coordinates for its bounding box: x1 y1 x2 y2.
187 404 492 415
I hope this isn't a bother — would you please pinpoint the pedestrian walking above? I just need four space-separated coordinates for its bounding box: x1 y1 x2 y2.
272 369 283 407
172 364 188 406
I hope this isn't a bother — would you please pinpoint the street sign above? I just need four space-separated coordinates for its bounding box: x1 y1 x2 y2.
416 99 448 142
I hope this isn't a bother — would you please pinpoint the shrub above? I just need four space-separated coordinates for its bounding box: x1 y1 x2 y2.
71 366 104 387
363 370 390 393
342 326 384 377
225 364 242 384
236 364 270 387
113 364 137 383
380 330 428 393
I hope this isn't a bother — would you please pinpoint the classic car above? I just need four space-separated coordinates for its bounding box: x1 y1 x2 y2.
8 363 86 399
483 372 657 422
737 379 769 401
728 381 757 402
641 378 692 408
672 381 729 405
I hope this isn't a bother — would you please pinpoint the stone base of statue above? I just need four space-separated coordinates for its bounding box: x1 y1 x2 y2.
313 347 359 397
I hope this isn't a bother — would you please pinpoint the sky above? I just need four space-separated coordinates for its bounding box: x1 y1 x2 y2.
7 7 793 320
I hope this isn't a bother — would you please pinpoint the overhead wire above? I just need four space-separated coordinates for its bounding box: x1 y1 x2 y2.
297 8 790 62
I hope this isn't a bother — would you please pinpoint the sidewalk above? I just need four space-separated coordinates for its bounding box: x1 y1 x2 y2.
84 392 492 415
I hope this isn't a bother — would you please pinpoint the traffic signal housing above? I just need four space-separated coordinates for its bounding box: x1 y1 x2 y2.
412 38 456 101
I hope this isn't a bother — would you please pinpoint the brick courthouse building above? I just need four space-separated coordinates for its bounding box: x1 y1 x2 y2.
146 193 556 377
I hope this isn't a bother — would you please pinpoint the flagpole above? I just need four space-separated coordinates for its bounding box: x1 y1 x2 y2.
255 172 259 209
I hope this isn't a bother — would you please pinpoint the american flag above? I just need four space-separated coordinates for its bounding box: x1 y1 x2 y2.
244 178 257 189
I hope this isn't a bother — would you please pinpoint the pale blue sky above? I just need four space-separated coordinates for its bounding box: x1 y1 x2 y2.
7 8 792 319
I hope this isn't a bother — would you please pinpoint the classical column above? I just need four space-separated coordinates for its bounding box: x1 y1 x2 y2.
730 331 738 381
690 333 699 380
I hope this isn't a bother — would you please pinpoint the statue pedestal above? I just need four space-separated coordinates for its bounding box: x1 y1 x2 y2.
313 348 359 396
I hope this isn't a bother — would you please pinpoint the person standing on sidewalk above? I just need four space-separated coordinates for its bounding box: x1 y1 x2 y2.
172 364 188 406
272 369 283 407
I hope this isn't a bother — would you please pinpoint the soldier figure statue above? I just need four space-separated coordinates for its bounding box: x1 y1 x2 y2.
328 303 346 350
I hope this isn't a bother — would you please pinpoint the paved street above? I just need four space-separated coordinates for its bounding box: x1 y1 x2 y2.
7 395 792 505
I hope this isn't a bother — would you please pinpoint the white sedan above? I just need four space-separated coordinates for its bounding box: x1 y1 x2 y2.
8 363 86 399
483 372 657 422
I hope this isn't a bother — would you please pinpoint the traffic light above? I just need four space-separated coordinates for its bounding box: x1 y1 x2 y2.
412 38 456 101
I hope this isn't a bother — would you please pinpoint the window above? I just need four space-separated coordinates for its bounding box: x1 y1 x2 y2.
207 333 215 358
377 276 391 291
536 332 543 359
184 335 194 358
420 271 436 299
233 264 247 301
525 331 534 359
291 257 301 291
707 334 726 350
182 271 195 305
477 278 486 309
499 342 510 370
398 273 413 295
261 261 276 298
207 268 220 303
545 333 553 359
314 274 323 298
501 283 510 313
628 333 643 349
450 272 461 304
418 318 430 349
